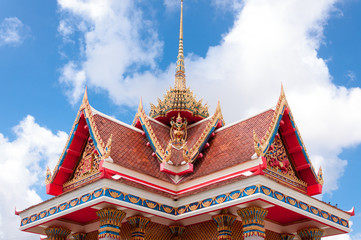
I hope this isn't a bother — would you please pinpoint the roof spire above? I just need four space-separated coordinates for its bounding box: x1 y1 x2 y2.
175 0 186 90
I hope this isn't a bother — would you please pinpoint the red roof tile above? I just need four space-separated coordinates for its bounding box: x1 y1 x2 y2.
180 109 275 182
93 114 173 183
93 109 274 185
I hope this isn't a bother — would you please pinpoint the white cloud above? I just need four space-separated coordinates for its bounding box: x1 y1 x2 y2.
163 0 179 12
211 0 244 12
59 61 87 105
57 0 163 105
0 116 67 239
57 0 361 199
0 17 28 46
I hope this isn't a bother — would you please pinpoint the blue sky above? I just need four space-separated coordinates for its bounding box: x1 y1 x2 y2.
0 0 360 239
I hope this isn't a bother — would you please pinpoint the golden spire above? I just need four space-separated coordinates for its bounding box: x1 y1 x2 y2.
175 0 186 90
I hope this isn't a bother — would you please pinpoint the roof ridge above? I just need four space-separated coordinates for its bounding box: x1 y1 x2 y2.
148 116 171 129
187 115 212 129
216 107 275 133
91 107 144 134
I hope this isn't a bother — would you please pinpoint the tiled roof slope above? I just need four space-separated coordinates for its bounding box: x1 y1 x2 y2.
93 109 274 184
93 114 173 183
181 109 275 182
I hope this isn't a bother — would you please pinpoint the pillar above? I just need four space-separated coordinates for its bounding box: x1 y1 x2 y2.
297 228 324 240
169 225 186 240
237 206 268 240
212 209 237 240
73 232 87 240
44 226 70 240
96 208 126 240
280 234 295 240
127 215 150 240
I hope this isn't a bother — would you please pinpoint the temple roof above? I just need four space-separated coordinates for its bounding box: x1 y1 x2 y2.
149 0 209 124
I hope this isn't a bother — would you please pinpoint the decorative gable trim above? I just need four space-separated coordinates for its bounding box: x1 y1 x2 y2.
253 86 323 196
45 89 110 196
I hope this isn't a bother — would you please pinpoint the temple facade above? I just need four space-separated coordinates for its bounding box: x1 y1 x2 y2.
18 1 353 239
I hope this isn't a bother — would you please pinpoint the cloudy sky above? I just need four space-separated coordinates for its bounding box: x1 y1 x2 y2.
0 0 360 239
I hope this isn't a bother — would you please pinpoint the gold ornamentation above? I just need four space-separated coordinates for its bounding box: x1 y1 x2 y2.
244 187 257 196
265 134 308 190
45 166 52 185
189 203 199 211
317 167 324 185
299 202 309 211
170 113 188 146
253 86 320 189
40 211 47 218
177 207 186 215
237 206 268 239
274 192 284 201
311 207 319 215
202 199 213 207
49 207 56 215
321 211 329 219
215 196 226 204
45 226 71 240
212 210 236 239
109 190 121 198
46 88 106 186
149 0 209 122
81 194 90 203
297 228 324 240
261 186 271 196
58 203 67 211
63 138 102 191
287 197 297 206
70 198 79 207
145 200 157 209
127 216 151 240
128 195 140 204
230 191 241 200
163 205 173 213
149 88 209 121
103 134 112 159
93 189 103 198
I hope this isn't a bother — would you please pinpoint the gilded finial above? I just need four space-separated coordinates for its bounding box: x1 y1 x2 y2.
175 0 186 90
45 166 52 184
103 134 113 159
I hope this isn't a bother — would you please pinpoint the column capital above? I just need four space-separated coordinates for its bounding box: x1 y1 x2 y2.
127 215 151 240
237 206 268 239
44 226 70 240
96 208 126 240
212 210 237 240
72 232 86 240
297 228 324 240
169 225 186 240
281 233 295 240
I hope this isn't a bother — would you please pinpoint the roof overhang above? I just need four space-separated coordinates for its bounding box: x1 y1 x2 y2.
19 176 351 237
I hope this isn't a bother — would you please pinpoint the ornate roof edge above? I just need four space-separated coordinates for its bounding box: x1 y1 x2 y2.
189 101 224 162
253 85 323 195
134 98 166 162
45 89 109 195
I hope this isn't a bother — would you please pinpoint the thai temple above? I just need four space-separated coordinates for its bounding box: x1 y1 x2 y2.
17 1 353 239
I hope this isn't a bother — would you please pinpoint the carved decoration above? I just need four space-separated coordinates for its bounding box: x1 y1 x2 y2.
265 134 307 189
63 138 101 189
45 89 107 185
137 99 224 165
170 113 188 147
149 87 209 120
